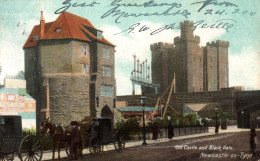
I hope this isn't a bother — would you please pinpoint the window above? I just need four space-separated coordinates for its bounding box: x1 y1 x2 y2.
33 35 38 41
33 72 36 78
55 28 61 32
102 85 112 97
103 66 111 76
33 54 36 61
104 48 109 58
82 45 88 56
97 31 102 39
82 64 87 74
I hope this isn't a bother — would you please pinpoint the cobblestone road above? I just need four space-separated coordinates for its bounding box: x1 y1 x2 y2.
49 131 260 161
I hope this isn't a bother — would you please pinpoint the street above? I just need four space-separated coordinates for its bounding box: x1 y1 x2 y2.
48 131 259 161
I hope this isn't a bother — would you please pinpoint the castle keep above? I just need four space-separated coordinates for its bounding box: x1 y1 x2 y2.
24 12 116 129
150 21 229 93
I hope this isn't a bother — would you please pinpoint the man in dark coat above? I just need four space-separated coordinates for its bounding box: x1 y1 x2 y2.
250 128 257 155
70 121 80 160
168 122 173 139
215 121 220 134
152 122 158 140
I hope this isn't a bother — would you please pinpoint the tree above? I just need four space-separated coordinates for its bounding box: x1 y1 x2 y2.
115 118 140 140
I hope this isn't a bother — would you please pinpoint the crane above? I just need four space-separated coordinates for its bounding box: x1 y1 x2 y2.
151 74 179 119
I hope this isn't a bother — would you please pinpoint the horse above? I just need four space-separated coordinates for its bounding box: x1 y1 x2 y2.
41 118 67 160
42 118 86 160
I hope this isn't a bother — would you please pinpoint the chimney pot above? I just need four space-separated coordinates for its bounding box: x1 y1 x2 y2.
40 11 45 39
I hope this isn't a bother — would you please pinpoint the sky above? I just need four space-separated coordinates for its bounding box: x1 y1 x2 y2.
0 0 259 95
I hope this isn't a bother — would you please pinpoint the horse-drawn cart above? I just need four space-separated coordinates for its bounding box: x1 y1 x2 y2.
86 117 125 154
0 115 42 161
65 117 125 155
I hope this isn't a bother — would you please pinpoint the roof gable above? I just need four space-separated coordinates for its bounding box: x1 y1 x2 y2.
23 11 114 48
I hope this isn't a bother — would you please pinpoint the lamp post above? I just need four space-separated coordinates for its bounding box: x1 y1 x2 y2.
215 106 218 134
141 93 147 145
241 111 244 128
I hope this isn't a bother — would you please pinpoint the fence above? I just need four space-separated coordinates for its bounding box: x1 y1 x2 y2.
145 126 209 140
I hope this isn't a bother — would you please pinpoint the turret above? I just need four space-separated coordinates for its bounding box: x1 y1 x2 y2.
174 21 200 44
180 21 194 39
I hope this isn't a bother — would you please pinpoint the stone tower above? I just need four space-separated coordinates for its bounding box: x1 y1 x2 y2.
150 21 229 93
204 41 229 91
24 11 116 129
150 42 174 93
174 21 204 92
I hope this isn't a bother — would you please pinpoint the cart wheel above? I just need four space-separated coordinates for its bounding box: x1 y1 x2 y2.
89 136 101 154
0 153 9 161
113 133 125 152
18 135 42 161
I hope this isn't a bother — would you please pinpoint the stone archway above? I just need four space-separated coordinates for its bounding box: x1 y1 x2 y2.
101 105 113 118
237 103 260 128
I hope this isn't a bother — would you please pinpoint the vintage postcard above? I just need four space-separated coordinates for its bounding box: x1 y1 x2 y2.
0 0 259 160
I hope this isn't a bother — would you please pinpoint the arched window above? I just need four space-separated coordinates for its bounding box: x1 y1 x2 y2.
101 105 113 118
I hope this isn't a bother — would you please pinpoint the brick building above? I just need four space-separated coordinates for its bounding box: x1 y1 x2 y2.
0 73 36 129
149 21 229 93
24 11 116 129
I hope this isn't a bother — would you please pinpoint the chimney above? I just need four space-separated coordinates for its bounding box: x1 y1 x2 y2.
40 11 45 39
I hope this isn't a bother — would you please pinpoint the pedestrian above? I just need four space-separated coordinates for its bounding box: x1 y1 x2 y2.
168 122 173 139
215 121 220 134
152 122 158 140
70 121 80 160
250 128 257 155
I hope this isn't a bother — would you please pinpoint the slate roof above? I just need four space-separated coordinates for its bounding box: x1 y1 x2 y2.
117 107 155 112
24 11 114 48
0 86 34 99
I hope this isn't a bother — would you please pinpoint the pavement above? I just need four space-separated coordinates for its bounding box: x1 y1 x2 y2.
13 126 257 161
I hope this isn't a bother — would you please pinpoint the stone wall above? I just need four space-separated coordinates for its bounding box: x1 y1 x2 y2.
48 76 91 125
174 40 187 92
93 42 116 117
24 47 37 96
25 39 116 129
187 43 203 92
150 42 173 93
205 45 218 91
117 88 240 119
40 39 91 74
40 39 72 73
217 41 229 89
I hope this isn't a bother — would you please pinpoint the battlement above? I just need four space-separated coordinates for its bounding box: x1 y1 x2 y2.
206 40 230 47
150 42 173 50
180 21 194 28
174 35 200 44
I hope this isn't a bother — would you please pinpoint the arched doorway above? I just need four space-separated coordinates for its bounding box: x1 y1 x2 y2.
101 105 113 118
237 103 260 128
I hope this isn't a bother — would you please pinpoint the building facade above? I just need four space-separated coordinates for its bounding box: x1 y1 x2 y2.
24 11 116 129
150 21 229 93
0 73 36 129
